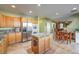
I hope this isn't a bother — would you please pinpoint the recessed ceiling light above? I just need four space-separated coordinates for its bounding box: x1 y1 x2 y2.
11 5 16 8
72 7 77 10
37 4 41 6
71 7 77 12
29 10 32 14
56 12 59 15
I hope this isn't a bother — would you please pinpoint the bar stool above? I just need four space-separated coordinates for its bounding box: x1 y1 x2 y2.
69 32 72 44
64 32 69 44
60 31 63 40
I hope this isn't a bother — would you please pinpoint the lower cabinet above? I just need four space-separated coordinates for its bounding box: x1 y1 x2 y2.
0 32 22 54
0 45 2 53
0 15 6 27
15 32 22 43
0 44 5 54
8 32 22 45
8 33 16 45
0 37 7 54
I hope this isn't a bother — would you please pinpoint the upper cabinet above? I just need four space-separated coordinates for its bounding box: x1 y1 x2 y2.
0 14 6 27
14 17 21 27
28 17 32 23
32 18 38 24
22 17 38 24
0 14 21 28
4 16 14 27
21 18 28 23
0 14 38 28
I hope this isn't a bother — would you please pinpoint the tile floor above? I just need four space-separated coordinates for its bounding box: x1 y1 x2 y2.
7 41 31 54
6 39 79 54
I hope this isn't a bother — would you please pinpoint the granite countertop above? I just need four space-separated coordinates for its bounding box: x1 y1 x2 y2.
32 33 53 38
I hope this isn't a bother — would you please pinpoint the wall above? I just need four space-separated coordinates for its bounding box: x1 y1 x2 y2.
39 18 47 33
67 13 79 32
39 17 54 33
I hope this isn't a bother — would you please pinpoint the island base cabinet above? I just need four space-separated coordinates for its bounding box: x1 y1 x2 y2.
31 36 39 54
39 38 45 54
32 35 51 54
44 37 50 52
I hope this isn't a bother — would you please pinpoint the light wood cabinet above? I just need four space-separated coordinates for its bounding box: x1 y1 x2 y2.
15 32 22 43
14 17 21 27
32 35 50 54
9 17 14 27
8 32 22 45
21 18 28 23
28 17 32 23
39 38 45 53
8 33 15 45
0 37 7 54
28 17 38 24
31 36 39 54
5 16 21 28
0 44 2 53
44 37 50 51
32 18 38 24
4 16 14 27
0 15 5 27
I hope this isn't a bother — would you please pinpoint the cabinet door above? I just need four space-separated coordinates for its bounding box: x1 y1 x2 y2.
9 17 14 27
5 16 14 27
4 16 9 27
0 44 3 54
2 38 7 54
0 38 7 54
44 37 50 51
32 18 38 24
8 33 15 45
0 44 5 54
28 17 32 23
21 18 28 23
39 38 45 53
14 17 21 27
15 32 22 43
0 15 5 27
32 36 39 53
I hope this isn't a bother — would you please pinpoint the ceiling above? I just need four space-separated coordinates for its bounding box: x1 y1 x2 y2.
0 4 79 19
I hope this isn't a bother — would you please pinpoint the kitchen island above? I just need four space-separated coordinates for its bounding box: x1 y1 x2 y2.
31 33 53 54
